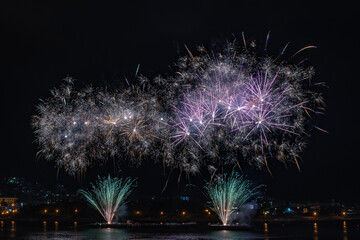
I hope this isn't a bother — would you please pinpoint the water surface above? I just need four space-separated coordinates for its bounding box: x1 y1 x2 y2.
1 220 359 239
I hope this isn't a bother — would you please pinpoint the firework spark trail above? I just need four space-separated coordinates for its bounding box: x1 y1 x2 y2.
78 175 136 224
205 171 260 225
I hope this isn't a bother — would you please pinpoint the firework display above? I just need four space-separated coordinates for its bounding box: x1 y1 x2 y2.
32 39 324 175
205 170 260 225
78 175 136 224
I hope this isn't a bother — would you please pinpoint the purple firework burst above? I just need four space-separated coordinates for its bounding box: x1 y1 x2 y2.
159 42 324 173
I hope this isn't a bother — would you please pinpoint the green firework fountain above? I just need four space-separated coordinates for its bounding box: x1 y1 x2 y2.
78 174 136 224
205 171 260 226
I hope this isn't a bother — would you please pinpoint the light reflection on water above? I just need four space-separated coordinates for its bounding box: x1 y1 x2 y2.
343 221 348 240
313 222 318 240
73 221 78 232
0 220 359 239
43 221 47 232
313 222 318 234
264 222 268 233
25 228 265 240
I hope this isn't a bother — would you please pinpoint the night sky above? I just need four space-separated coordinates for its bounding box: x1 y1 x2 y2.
1 1 359 203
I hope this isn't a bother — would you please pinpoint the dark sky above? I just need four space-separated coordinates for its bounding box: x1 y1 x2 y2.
1 1 359 203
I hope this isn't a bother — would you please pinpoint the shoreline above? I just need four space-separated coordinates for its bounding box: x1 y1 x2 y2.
2 216 360 223
254 216 360 222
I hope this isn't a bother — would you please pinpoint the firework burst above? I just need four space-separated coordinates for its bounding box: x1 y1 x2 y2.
78 174 136 224
32 77 165 175
154 40 324 173
205 170 260 225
